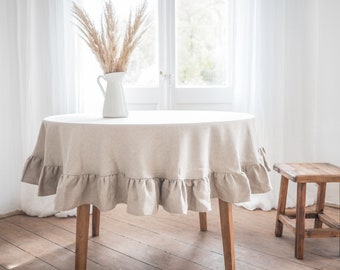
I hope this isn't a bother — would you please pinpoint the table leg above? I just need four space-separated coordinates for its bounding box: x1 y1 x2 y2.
199 212 207 231
76 204 90 270
218 199 235 270
92 205 101 237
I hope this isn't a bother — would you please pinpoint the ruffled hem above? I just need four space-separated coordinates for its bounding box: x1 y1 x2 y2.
21 155 43 185
21 156 63 195
22 156 271 215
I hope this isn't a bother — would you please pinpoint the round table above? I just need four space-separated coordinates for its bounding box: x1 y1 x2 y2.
22 110 271 270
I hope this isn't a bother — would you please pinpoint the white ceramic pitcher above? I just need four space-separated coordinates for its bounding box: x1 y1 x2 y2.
97 72 128 118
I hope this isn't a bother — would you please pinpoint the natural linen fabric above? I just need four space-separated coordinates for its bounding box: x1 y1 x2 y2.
22 111 271 216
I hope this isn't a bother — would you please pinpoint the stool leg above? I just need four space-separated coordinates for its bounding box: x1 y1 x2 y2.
295 183 306 260
275 176 289 237
199 212 207 232
314 183 326 228
92 205 100 237
76 204 90 270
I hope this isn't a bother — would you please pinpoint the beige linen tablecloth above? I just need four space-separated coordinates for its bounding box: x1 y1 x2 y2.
22 111 271 215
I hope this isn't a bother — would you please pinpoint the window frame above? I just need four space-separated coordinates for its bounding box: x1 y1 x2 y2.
117 0 235 111
167 0 234 110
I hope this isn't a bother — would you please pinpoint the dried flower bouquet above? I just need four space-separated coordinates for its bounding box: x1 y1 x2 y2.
72 0 148 74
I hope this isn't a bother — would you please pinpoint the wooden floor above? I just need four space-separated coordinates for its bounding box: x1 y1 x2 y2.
0 199 339 270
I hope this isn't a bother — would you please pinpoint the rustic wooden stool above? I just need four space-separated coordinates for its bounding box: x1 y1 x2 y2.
273 163 340 259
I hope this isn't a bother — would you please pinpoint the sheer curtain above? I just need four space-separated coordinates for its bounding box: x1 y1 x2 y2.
0 0 77 216
2 0 322 217
233 0 319 210
0 0 22 214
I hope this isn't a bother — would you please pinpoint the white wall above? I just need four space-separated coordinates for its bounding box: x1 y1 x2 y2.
316 0 340 204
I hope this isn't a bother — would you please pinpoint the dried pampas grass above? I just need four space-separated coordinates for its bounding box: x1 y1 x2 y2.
72 0 148 74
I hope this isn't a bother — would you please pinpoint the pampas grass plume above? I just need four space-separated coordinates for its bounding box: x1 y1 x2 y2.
72 0 148 74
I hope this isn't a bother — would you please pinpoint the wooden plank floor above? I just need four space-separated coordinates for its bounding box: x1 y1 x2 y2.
0 199 339 270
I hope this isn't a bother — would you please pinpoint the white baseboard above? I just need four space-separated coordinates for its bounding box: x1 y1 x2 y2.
0 210 25 219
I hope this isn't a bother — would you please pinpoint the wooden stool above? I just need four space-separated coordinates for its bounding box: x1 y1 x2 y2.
273 163 340 259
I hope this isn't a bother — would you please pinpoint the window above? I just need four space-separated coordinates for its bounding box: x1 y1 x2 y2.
77 0 233 113
175 0 232 87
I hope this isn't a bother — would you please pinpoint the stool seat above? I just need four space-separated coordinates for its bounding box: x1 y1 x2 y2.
274 163 340 183
273 163 340 260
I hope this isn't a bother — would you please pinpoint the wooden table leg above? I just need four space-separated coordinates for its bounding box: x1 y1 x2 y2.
218 199 235 270
199 212 207 232
295 183 306 260
76 204 90 270
92 205 100 237
314 183 326 228
275 176 289 237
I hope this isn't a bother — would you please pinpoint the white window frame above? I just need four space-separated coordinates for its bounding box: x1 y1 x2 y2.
125 0 235 111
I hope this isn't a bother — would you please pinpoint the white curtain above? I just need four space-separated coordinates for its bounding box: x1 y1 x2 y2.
0 0 77 216
0 0 22 214
1 0 324 217
233 0 319 210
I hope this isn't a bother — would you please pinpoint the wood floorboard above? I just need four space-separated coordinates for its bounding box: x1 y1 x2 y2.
100 216 223 267
0 237 56 269
4 216 157 270
0 199 339 270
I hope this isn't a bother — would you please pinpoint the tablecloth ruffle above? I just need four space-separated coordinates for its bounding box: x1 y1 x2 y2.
22 155 271 215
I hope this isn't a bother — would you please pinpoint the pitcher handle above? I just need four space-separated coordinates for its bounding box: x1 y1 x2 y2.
97 75 106 96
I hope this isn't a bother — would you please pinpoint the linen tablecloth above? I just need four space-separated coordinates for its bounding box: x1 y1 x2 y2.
22 111 271 215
